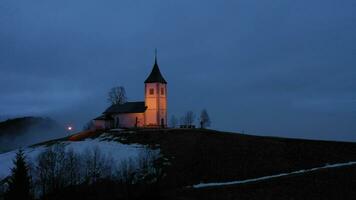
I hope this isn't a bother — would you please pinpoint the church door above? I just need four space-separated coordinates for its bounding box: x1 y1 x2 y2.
161 118 165 128
116 117 120 128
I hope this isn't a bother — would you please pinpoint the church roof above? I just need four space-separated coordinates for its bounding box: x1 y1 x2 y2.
104 101 147 114
94 115 113 120
144 55 167 84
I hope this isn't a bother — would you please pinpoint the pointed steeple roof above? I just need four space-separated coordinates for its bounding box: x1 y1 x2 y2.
144 50 167 84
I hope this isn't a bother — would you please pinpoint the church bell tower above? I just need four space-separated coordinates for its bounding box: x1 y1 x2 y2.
144 50 167 127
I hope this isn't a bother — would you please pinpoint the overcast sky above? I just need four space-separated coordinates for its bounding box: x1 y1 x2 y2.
0 0 355 141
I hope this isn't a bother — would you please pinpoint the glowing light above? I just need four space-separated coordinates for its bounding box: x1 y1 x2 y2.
67 126 73 131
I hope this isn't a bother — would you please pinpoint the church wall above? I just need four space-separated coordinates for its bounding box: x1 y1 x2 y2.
93 119 113 130
93 120 106 130
144 83 167 127
145 83 158 125
113 113 145 128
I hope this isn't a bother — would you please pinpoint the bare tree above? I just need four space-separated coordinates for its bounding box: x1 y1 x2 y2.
64 148 81 186
199 109 211 128
179 116 185 127
36 151 49 196
183 111 195 126
83 146 112 184
35 145 115 197
35 144 66 196
116 158 136 184
108 86 127 105
115 158 136 200
169 115 178 128
136 149 162 184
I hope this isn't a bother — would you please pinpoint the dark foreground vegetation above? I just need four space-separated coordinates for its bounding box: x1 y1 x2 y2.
1 143 162 200
1 128 356 199
170 164 356 200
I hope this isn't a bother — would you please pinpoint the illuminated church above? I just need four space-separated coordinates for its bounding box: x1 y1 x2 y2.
93 53 167 129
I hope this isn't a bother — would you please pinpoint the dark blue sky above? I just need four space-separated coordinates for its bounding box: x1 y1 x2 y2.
1 0 355 141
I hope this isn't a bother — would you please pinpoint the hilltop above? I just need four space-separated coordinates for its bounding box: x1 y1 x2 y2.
1 128 356 199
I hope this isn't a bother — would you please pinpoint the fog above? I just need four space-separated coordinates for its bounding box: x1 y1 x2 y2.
0 0 355 141
0 117 66 152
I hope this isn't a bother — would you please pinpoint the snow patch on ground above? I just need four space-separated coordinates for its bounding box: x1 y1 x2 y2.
0 146 46 180
192 161 356 188
0 136 155 180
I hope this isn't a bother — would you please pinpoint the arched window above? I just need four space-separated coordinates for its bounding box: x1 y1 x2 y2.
161 87 164 95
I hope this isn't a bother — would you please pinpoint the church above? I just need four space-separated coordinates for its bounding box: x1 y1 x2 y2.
93 54 167 129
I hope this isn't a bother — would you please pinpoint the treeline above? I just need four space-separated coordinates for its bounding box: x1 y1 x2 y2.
0 145 163 200
170 109 211 128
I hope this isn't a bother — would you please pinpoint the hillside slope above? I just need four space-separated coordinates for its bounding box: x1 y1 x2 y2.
0 117 63 152
0 132 155 180
2 128 356 199
0 117 59 137
105 129 356 189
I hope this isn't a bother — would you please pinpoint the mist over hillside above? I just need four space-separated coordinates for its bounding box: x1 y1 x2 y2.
0 117 65 152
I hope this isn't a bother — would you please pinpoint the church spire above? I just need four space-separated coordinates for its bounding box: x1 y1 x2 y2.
144 49 167 84
154 48 158 65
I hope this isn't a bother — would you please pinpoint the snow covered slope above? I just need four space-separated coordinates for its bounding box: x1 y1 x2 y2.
192 161 356 188
0 133 157 180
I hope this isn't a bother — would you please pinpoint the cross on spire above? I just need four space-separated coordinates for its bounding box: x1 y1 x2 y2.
154 48 158 64
144 48 167 84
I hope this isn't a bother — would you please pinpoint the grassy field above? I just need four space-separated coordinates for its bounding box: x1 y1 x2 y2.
102 128 356 190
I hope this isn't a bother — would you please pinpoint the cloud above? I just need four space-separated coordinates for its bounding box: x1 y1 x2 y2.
0 0 355 141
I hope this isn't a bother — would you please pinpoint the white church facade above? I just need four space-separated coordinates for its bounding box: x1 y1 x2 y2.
93 54 167 129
